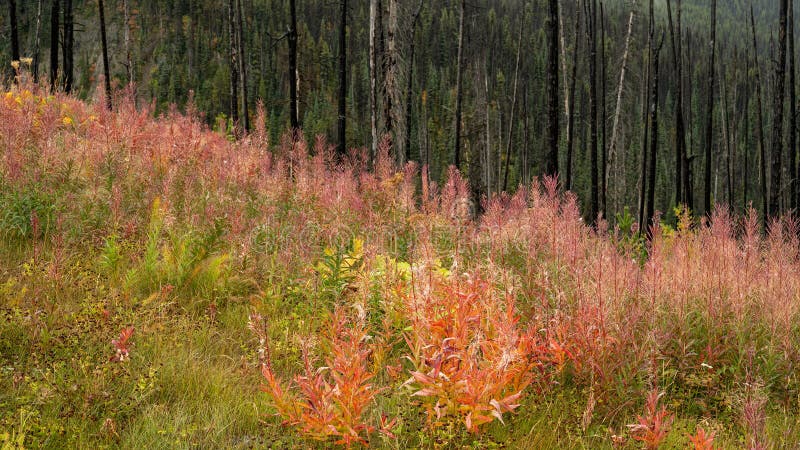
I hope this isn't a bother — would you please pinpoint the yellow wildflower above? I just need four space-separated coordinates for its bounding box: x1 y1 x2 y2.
62 116 74 126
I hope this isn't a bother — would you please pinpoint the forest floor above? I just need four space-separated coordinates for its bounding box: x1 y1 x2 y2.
2 86 800 449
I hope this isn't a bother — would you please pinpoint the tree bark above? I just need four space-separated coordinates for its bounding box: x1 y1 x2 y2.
546 0 560 177
337 0 348 157
770 0 788 217
98 0 112 110
49 0 59 91
454 0 466 169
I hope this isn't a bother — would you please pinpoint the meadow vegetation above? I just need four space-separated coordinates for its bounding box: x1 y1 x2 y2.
2 84 800 448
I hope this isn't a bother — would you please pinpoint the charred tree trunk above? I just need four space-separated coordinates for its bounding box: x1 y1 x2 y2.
751 6 769 223
9 0 20 65
387 0 405 162
686 31 695 209
607 4 635 207
545 0 560 177
288 0 300 129
98 0 112 110
679 1 691 210
565 7 582 192
703 0 716 215
369 0 380 161
585 0 599 222
744 65 751 209
454 0 466 169
503 23 523 192
721 65 733 206
638 0 653 230
62 0 74 93
523 87 530 184
404 1 424 163
49 0 59 91
123 0 133 85
646 35 665 230
770 0 788 217
484 54 492 196
337 0 348 157
559 1 570 121
667 0 687 207
33 0 43 83
789 0 797 211
600 2 607 218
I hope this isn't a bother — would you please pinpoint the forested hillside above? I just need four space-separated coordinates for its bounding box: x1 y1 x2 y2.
4 0 800 224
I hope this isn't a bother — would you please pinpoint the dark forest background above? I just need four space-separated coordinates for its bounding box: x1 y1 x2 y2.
3 0 800 226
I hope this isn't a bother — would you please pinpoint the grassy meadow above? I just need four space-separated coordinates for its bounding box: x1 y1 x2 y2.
2 85 800 449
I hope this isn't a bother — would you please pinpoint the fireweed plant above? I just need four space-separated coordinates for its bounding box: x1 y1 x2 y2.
2 81 800 447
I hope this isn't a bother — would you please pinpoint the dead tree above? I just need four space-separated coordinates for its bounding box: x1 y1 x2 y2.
667 0 687 207
789 0 797 211
404 1 424 163
337 0 348 157
49 0 59 91
545 0 560 177
703 0 716 215
227 0 239 127
600 2 607 217
751 6 768 223
33 0 44 83
369 0 380 160
503 22 523 191
607 3 635 210
236 0 250 131
585 0 599 222
454 0 466 169
9 0 20 64
646 34 665 230
565 7 582 191
62 0 74 92
289 0 300 129
99 0 112 110
769 0 788 217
